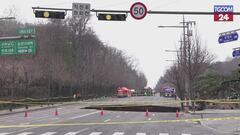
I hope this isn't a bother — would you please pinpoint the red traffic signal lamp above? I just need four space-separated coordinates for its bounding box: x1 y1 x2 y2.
35 10 65 19
98 14 126 21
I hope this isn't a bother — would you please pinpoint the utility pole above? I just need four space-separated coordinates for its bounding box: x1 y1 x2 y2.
180 18 196 111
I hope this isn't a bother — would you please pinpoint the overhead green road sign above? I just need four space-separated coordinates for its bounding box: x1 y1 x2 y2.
18 28 35 35
0 39 36 55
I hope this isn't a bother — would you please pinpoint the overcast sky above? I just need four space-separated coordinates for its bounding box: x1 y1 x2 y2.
0 0 239 87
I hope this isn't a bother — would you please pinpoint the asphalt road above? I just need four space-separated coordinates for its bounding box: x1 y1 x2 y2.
0 95 236 135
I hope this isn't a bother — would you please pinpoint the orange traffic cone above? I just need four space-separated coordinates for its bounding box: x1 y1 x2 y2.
145 108 149 117
24 111 28 117
55 108 58 116
100 108 104 116
176 109 179 119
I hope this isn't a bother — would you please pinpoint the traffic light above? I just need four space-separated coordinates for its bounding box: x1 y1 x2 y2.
98 14 126 21
34 10 65 19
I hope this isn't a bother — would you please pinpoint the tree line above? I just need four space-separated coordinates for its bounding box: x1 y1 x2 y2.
0 17 147 100
155 27 240 103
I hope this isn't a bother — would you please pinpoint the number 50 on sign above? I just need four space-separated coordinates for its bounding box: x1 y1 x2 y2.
214 5 233 21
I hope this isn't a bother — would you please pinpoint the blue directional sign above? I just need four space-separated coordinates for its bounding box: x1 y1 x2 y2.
218 32 238 44
232 50 240 57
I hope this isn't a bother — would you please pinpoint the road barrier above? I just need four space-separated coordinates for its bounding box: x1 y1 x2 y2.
100 108 104 116
55 108 58 116
176 110 179 119
0 98 239 113
145 108 149 117
24 111 28 118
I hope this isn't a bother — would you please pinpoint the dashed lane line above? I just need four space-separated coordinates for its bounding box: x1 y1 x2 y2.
0 133 10 135
66 128 89 135
89 132 102 135
16 132 33 135
113 132 124 135
104 119 111 122
136 133 146 135
70 111 99 120
40 132 56 135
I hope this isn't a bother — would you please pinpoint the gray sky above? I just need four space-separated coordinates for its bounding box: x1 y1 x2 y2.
0 0 239 87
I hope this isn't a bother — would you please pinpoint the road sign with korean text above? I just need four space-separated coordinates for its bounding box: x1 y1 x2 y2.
72 3 91 17
0 39 36 55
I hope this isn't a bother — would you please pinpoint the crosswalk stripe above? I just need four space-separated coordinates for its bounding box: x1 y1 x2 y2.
41 132 56 135
16 132 33 135
136 133 146 135
159 133 169 135
64 132 81 135
113 132 124 135
0 133 10 135
89 132 102 135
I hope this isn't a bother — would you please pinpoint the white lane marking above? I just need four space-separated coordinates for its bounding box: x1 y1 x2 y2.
152 114 155 116
0 133 10 135
182 134 191 135
19 123 30 125
64 132 80 135
125 112 128 114
16 132 33 135
148 118 151 121
116 115 120 118
64 128 89 135
159 133 169 135
36 119 46 122
104 119 111 122
70 111 99 120
89 132 102 135
51 118 59 120
136 133 146 135
113 132 124 135
41 132 56 135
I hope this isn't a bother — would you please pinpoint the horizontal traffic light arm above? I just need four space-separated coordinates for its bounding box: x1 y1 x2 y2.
32 7 240 15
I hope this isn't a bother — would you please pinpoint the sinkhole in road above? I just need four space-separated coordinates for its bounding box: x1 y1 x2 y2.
84 105 180 112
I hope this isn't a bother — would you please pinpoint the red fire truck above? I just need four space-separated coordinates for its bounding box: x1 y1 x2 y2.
117 87 132 98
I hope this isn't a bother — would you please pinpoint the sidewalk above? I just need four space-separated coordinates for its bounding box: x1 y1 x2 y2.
0 101 81 116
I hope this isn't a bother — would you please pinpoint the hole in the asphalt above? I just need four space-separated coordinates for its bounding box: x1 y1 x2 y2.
83 105 181 112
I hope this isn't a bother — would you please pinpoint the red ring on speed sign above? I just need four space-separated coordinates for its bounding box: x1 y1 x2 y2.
130 2 147 20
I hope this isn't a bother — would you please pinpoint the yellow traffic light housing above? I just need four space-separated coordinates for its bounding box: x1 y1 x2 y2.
98 13 126 21
35 10 65 19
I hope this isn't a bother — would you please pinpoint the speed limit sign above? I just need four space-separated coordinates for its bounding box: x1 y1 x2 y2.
130 2 147 20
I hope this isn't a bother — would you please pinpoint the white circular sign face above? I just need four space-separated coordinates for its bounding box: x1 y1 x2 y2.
130 2 147 20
